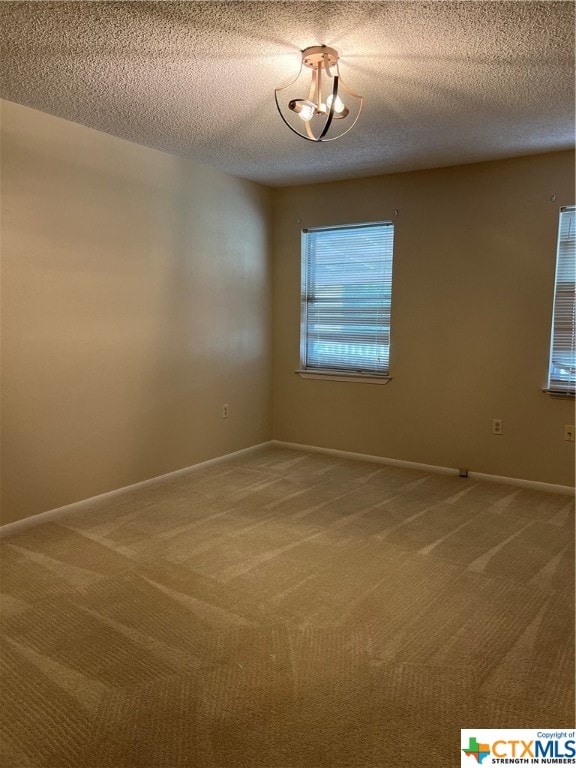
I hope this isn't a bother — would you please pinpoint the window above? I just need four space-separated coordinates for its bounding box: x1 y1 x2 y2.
300 222 394 379
547 205 575 395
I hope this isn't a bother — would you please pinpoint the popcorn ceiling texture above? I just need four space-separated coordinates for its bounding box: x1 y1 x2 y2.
1 1 574 186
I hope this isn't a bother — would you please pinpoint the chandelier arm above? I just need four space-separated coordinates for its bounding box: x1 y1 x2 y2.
307 68 316 102
333 63 362 100
305 122 316 141
317 75 338 140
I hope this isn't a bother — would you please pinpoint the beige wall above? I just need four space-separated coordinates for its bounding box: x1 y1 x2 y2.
1 101 573 527
1 100 273 524
273 152 575 487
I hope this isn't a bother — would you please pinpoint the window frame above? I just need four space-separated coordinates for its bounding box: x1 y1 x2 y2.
297 221 394 384
545 204 575 397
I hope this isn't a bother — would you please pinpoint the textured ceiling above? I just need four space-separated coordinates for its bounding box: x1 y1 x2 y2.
1 1 574 187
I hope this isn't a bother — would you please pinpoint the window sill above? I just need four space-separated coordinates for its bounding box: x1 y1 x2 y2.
542 388 575 399
296 369 392 384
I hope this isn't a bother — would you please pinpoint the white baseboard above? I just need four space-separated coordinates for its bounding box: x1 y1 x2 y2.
466 470 574 495
3 438 572 538
272 440 457 476
0 441 273 538
271 440 575 496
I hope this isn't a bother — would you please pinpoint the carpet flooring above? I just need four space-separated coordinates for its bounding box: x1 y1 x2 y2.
1 445 574 767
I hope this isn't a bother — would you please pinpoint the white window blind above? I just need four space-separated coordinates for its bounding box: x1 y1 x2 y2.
301 222 394 375
548 205 576 394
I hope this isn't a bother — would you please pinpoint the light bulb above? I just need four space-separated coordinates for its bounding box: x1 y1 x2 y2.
326 94 350 118
289 99 316 121
326 94 346 114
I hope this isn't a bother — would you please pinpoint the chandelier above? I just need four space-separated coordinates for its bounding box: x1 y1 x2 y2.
275 46 363 142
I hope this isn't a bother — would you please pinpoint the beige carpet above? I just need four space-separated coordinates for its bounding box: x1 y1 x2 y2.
1 445 574 767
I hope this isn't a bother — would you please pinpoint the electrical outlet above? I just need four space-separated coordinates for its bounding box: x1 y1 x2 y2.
492 419 503 435
222 404 229 419
564 425 575 442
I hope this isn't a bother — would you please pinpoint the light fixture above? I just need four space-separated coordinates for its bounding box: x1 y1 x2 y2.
275 45 363 142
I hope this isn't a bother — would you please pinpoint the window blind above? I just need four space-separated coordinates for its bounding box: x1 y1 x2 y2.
302 222 394 375
548 205 576 394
